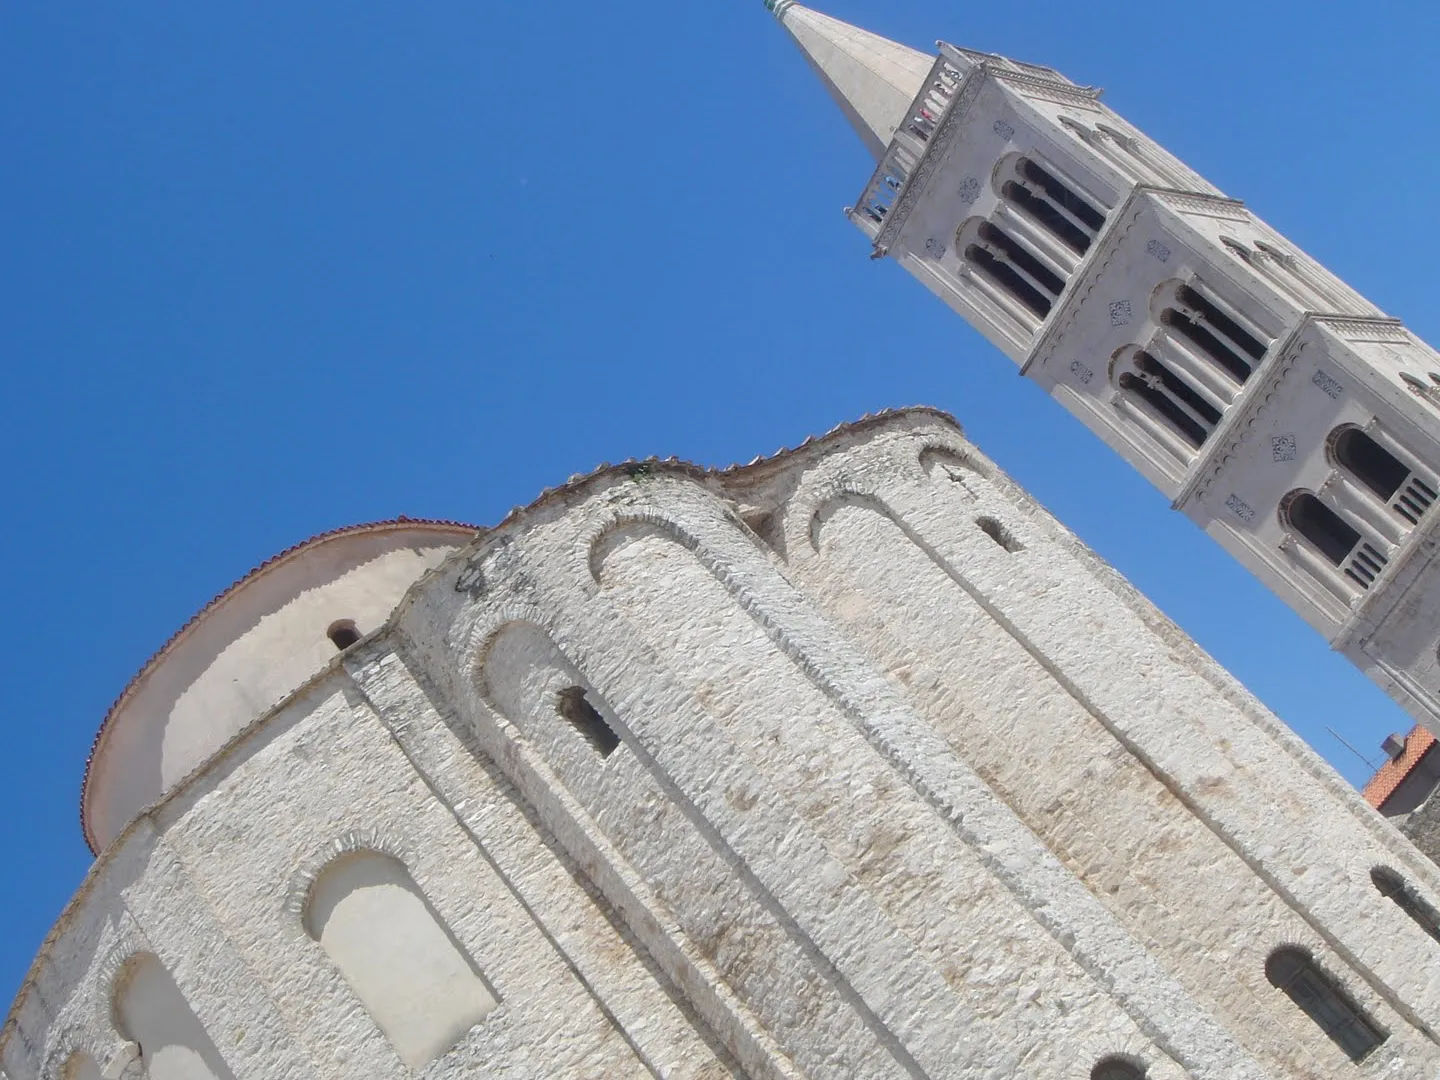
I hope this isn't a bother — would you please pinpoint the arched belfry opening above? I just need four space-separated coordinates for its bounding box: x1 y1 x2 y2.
1332 426 1410 502
1280 491 1360 567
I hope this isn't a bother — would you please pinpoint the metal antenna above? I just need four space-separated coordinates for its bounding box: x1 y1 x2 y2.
1328 726 1380 774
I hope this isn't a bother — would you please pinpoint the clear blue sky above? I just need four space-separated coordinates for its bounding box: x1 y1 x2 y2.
2 0 1438 1006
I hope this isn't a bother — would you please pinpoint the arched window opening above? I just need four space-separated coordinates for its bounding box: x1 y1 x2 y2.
1116 349 1221 449
327 620 361 651
1372 867 1440 944
114 953 236 1080
1329 425 1436 525
963 220 1064 320
1332 427 1410 501
1281 492 1361 566
1160 284 1265 383
975 516 1022 552
557 686 620 758
1091 1057 1146 1080
1265 948 1386 1062
306 851 497 1068
1000 157 1105 254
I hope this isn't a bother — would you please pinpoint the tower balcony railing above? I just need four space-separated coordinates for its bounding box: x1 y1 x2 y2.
848 53 966 243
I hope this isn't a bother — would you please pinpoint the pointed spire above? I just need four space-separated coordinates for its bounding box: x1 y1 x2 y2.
766 2 933 159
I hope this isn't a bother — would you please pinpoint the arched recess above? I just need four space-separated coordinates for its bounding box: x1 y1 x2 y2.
305 850 497 1068
59 1051 104 1080
1091 1055 1147 1080
919 443 990 483
113 953 237 1080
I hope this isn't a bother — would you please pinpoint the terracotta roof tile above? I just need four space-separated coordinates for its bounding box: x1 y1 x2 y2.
1362 725 1437 810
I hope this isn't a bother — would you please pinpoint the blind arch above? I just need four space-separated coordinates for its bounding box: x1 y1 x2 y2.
60 1052 104 1080
114 953 236 1080
306 850 497 1068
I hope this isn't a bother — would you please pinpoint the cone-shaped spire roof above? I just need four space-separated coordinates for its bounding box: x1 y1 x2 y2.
766 2 933 159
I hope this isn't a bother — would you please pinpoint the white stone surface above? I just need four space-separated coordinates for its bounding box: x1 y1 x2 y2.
84 521 472 850
9 410 1440 1079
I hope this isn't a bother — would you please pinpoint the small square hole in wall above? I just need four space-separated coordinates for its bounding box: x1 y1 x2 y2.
556 686 620 758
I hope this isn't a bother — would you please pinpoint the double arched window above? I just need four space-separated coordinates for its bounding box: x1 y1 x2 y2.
954 154 1108 338
958 217 1063 323
1266 948 1385 1062
1279 489 1390 592
1112 279 1269 459
1114 346 1221 449
1279 425 1437 596
1057 115 1192 189
995 155 1104 257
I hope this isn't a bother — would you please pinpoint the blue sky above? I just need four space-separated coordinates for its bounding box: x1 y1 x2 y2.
2 0 1438 1006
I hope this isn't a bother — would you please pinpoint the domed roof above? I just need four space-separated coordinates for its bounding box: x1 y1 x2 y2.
82 518 478 853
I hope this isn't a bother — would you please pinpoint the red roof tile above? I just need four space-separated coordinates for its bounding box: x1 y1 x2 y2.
1362 725 1437 810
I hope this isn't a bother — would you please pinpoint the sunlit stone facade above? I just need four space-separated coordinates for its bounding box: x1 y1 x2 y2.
5 410 1440 1079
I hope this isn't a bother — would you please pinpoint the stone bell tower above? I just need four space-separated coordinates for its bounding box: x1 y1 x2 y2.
768 1 1440 736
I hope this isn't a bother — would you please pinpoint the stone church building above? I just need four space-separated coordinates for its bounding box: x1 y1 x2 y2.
6 7 1440 1080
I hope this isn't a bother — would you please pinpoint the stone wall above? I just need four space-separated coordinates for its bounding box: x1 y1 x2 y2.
6 409 1440 1079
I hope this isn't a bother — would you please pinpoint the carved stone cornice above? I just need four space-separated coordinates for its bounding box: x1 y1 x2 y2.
991 68 1103 105
871 66 989 254
1149 189 1249 221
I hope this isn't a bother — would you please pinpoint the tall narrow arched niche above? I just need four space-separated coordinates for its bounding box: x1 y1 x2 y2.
60 1052 104 1080
305 850 497 1068
113 953 236 1080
